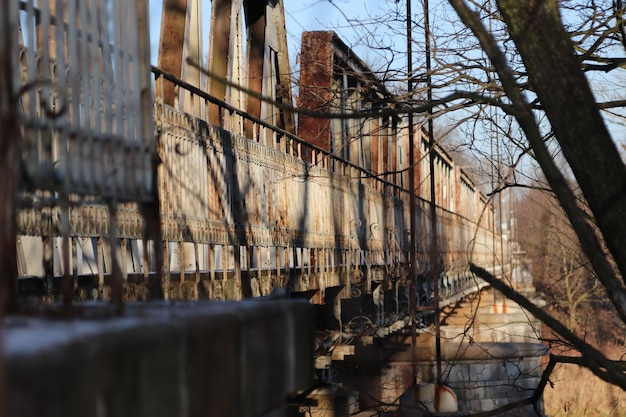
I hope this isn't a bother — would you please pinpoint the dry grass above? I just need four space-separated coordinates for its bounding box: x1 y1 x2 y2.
543 364 626 417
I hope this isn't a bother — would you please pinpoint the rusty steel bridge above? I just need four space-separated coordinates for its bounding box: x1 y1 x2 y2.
11 0 504 313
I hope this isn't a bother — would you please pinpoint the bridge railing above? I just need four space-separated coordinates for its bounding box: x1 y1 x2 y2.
148 67 505 304
151 66 404 192
15 63 506 310
7 0 159 307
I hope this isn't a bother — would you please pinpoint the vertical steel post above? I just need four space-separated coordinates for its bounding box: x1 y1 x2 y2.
181 0 204 117
139 0 164 300
194 242 201 299
0 0 19 316
423 0 443 387
406 0 419 386
109 203 124 312
244 2 267 140
208 0 232 126
157 0 188 106
61 197 73 312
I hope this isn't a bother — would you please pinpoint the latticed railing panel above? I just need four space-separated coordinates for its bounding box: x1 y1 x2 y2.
15 0 153 201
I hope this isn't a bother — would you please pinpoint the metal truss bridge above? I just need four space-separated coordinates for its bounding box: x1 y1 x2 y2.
0 2 544 416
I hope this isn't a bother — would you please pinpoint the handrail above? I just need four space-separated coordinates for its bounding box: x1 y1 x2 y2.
150 66 500 235
151 65 404 193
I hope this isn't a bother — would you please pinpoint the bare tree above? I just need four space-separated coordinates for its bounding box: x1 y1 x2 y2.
324 0 626 392
447 0 626 389
516 186 624 345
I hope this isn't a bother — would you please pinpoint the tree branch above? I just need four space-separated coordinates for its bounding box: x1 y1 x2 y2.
470 264 626 390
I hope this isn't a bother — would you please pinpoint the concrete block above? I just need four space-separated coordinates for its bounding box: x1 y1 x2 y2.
6 300 315 417
7 319 185 417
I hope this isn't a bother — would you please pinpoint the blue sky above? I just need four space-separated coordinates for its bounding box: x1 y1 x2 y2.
284 1 368 50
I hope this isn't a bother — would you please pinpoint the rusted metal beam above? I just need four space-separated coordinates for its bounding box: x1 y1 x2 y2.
157 0 188 106
297 31 335 161
269 1 295 135
208 0 232 126
244 3 266 140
